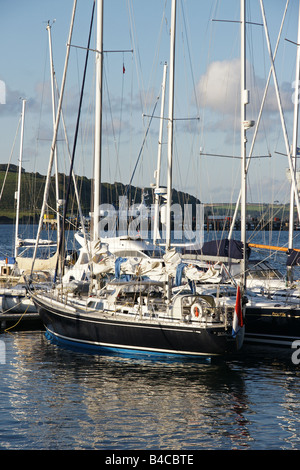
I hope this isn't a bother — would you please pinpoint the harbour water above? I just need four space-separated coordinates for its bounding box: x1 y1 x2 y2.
1 225 300 451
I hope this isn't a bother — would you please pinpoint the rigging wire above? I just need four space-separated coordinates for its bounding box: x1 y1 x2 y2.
178 0 201 203
126 0 168 195
124 96 160 200
103 59 123 183
54 0 95 281
199 2 241 241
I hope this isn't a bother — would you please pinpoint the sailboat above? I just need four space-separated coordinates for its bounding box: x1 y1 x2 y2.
30 0 242 359
0 99 26 291
0 99 56 320
0 22 66 321
186 0 300 350
237 0 300 348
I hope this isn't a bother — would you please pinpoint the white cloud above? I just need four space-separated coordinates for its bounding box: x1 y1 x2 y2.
197 58 241 115
196 57 293 120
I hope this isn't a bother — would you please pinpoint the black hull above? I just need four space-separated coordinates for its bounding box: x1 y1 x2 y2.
32 296 234 358
244 305 300 348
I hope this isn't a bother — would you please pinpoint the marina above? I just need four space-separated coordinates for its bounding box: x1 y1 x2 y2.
1 0 300 452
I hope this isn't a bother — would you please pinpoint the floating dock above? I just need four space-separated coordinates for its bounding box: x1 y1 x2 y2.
0 311 43 332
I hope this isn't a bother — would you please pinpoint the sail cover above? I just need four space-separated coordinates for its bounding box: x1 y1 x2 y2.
195 239 250 260
286 249 300 267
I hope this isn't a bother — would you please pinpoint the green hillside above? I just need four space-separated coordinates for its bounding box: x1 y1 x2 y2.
0 167 201 223
0 168 91 222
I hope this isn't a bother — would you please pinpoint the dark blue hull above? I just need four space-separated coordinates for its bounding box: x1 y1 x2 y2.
244 305 300 348
33 295 235 358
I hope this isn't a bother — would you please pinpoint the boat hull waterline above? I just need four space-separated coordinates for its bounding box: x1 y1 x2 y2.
32 294 236 358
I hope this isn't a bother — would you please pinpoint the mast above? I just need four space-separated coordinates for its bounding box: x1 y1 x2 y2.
287 0 300 281
260 0 300 235
166 0 176 250
228 1 289 240
153 62 168 245
14 98 26 259
47 21 61 250
93 0 104 241
240 0 247 290
31 0 77 275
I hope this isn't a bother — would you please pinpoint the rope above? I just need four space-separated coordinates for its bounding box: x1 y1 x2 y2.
1 299 23 314
1 302 30 333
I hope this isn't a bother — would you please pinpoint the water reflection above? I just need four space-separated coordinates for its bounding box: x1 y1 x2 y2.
1 331 300 450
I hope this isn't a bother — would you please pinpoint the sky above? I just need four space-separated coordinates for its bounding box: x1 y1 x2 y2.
1 0 300 206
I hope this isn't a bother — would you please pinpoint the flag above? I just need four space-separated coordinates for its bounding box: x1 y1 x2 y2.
123 64 126 74
232 285 244 338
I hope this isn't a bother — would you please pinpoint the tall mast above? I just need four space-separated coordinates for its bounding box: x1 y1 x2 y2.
166 0 176 250
153 62 168 245
228 1 289 241
260 0 300 236
93 0 104 241
47 21 61 249
240 0 247 290
14 98 26 258
288 1 300 271
31 0 77 275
